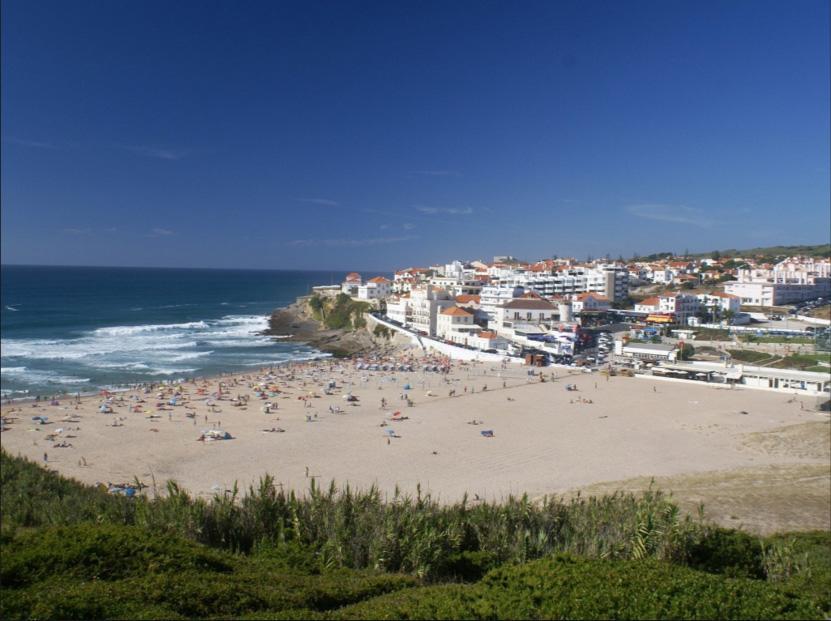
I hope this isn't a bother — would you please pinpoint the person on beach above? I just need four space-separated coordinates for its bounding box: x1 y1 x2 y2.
43 452 48 463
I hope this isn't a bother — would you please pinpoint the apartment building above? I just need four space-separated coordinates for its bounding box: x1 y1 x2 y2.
493 298 558 336
724 256 831 306
408 285 455 336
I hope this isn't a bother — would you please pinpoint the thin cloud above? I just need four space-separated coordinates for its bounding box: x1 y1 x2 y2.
288 235 417 248
402 223 415 230
5 137 62 149
415 205 474 215
125 145 189 160
148 228 175 237
62 227 93 235
626 204 712 227
296 197 340 206
410 170 460 177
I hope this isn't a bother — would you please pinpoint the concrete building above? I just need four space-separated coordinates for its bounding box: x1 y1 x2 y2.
385 294 410 325
571 292 610 314
501 264 628 302
652 361 831 395
494 298 558 335
341 272 362 296
724 256 831 306
357 276 391 301
614 341 677 363
436 306 480 344
408 285 455 336
480 285 525 323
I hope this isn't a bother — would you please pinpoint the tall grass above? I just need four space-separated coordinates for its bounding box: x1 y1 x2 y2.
2 450 705 579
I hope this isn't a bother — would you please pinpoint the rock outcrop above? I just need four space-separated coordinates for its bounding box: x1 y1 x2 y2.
266 297 404 358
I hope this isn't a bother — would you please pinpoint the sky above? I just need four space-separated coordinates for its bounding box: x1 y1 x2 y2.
1 0 829 271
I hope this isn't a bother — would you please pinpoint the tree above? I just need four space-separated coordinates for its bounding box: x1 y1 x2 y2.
308 294 325 319
711 250 721 260
722 309 736 325
677 342 695 361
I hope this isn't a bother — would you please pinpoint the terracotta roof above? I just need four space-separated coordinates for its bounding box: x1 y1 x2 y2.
441 306 473 317
367 276 390 284
638 297 660 306
478 330 498 339
345 272 361 281
501 299 556 310
575 292 608 301
455 294 481 304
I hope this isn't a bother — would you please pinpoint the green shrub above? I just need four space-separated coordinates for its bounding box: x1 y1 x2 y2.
686 527 765 578
333 556 824 620
475 555 823 620
0 524 232 587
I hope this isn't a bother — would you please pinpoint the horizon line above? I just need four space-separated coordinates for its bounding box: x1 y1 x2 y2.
0 262 395 274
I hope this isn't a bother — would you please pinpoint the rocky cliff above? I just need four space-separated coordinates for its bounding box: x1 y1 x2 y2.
266 296 402 358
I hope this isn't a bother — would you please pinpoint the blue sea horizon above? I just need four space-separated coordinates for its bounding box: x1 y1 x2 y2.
1 265 388 398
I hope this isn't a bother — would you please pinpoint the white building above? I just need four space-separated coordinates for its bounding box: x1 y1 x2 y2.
436 306 480 344
724 256 831 306
341 272 362 296
385 294 410 325
465 330 509 351
409 285 455 336
571 292 610 314
696 292 741 319
480 285 525 323
634 293 700 323
494 298 558 335
503 264 628 302
357 276 391 301
614 341 677 363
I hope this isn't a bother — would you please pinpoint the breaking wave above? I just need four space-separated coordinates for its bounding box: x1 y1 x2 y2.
0 314 321 394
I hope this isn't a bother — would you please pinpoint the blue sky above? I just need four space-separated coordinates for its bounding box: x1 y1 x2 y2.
2 0 828 271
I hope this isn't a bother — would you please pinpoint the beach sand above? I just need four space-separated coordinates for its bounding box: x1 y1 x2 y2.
2 356 828 534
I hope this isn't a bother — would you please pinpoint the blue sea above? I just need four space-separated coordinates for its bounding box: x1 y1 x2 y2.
1 265 356 399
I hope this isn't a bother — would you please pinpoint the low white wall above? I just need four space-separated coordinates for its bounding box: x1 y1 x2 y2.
367 314 523 363
635 370 830 397
796 315 831 326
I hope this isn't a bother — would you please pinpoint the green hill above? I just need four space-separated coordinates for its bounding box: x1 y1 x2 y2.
693 244 831 260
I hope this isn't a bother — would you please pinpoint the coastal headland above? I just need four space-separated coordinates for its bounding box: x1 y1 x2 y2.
1 296 828 535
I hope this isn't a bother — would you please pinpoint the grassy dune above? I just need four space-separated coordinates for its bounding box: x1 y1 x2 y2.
1 450 828 620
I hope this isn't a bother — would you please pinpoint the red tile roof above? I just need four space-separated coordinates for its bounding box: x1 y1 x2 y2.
441 306 473 317
455 294 481 304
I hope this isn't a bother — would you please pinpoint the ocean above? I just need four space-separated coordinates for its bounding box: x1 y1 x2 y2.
1 265 358 398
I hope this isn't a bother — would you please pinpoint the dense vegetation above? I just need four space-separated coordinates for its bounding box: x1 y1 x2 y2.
308 293 371 330
695 244 831 261
727 349 773 363
1 450 828 619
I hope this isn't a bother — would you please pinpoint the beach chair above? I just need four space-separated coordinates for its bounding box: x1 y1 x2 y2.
480 430 494 438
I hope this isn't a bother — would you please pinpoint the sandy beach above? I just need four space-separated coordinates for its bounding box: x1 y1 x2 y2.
2 353 828 534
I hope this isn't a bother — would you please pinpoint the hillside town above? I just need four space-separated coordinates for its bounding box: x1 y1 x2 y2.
311 252 831 396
